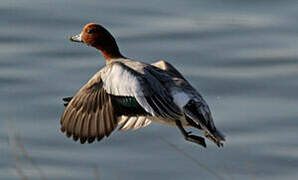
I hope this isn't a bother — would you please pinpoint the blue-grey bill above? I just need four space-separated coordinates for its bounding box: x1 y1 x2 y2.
70 33 82 42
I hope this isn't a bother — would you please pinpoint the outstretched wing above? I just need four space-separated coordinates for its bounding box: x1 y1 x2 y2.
60 72 118 144
61 60 181 144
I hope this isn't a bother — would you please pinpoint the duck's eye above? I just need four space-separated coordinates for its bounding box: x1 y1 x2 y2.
87 28 98 34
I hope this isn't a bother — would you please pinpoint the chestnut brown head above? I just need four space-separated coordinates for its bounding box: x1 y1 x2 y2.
70 23 123 60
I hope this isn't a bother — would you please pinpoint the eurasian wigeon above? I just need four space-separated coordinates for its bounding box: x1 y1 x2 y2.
61 23 225 147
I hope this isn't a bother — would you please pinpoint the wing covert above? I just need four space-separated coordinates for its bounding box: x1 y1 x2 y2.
101 61 181 119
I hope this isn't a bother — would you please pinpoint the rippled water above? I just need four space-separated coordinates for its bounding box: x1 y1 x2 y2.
1 0 298 179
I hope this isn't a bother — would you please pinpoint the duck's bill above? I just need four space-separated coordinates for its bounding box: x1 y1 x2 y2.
70 33 82 42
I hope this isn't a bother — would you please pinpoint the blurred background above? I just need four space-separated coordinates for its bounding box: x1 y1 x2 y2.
1 0 298 179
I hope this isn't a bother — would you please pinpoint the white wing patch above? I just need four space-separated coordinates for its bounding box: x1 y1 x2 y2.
101 63 143 96
118 116 151 131
101 63 163 116
172 91 190 108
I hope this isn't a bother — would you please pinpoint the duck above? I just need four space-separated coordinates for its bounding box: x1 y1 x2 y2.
61 23 225 148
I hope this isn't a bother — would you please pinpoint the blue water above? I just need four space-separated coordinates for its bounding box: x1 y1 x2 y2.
1 0 298 179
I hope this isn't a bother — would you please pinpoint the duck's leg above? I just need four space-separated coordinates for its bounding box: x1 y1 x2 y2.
175 120 206 147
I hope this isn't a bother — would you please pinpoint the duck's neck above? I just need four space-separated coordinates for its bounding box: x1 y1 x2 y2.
95 45 125 62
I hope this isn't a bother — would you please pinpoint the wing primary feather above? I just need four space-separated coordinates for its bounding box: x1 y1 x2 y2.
159 95 181 116
61 126 65 133
92 90 99 112
61 105 72 126
97 89 103 107
150 95 169 118
88 137 95 144
84 113 92 137
110 96 117 129
80 137 87 144
85 92 94 113
69 108 82 136
81 113 89 139
61 106 72 132
77 113 87 141
89 95 97 138
105 96 114 136
64 108 76 133
72 93 84 109
88 111 95 137
103 92 112 136
66 131 71 138
96 109 104 141
94 109 100 139
153 94 176 117
100 103 107 137
145 96 162 117
73 135 79 141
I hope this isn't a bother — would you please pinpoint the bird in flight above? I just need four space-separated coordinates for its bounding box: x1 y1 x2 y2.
61 23 225 148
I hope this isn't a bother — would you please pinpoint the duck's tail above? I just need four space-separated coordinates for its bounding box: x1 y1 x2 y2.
183 100 225 147
203 128 225 147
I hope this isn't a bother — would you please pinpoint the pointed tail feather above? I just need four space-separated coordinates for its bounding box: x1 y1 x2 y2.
212 128 225 141
183 103 225 147
203 128 225 147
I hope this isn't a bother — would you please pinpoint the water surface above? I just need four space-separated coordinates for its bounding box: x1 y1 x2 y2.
1 0 298 179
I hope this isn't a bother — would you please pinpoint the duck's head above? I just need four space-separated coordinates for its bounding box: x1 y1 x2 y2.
70 23 123 61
